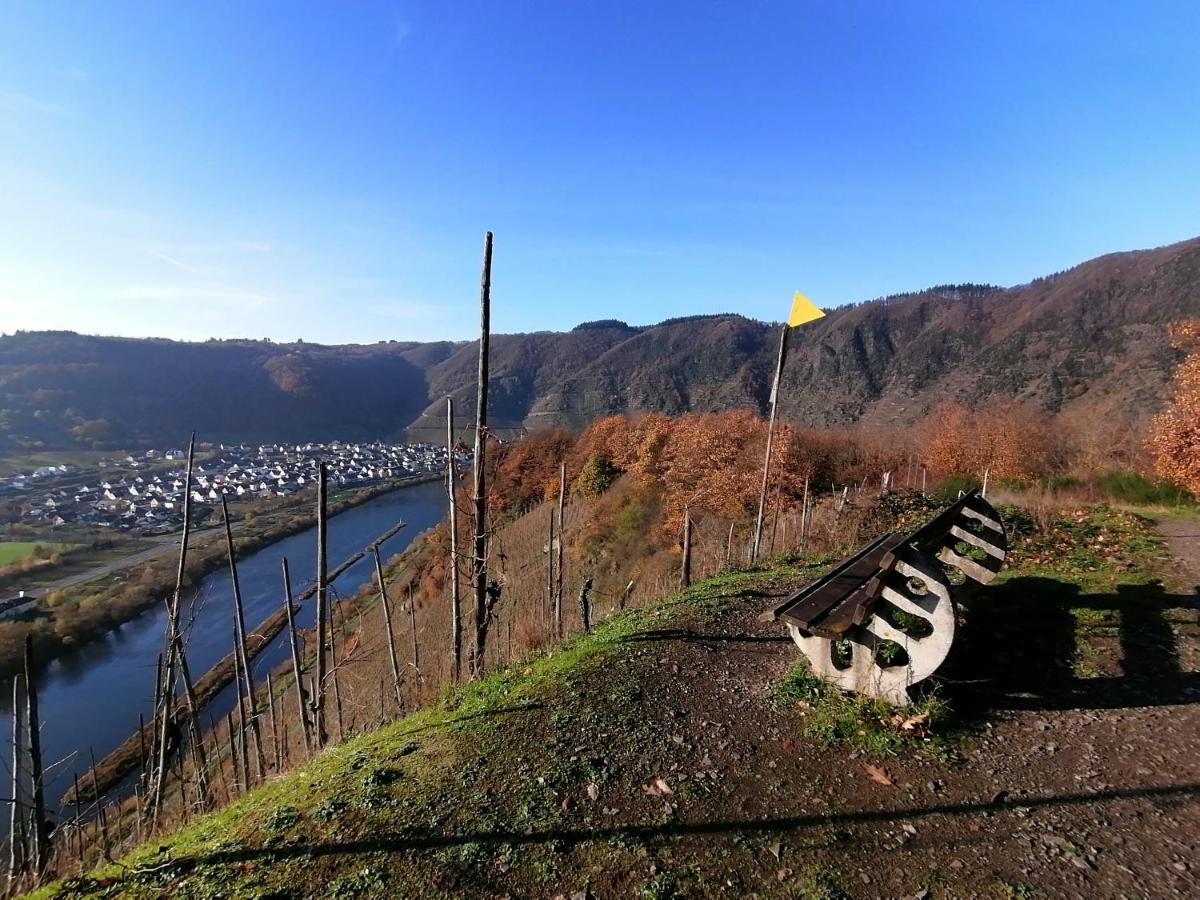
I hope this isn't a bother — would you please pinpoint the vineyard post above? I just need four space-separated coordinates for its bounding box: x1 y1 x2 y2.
221 496 266 781
24 637 48 876
555 461 565 632
314 462 329 747
680 509 693 589
752 324 789 563
280 559 312 754
371 545 404 709
471 231 493 676
8 674 26 884
151 432 195 824
446 397 462 682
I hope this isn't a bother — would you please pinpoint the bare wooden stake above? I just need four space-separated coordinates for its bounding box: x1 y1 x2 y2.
372 546 404 709
226 712 242 794
88 749 108 859
9 674 26 885
725 522 735 567
799 476 810 552
207 713 230 803
331 666 344 743
752 324 789 563
555 461 566 634
407 584 420 673
280 558 312 756
23 637 48 876
71 772 83 868
221 495 267 782
315 461 329 747
446 396 462 683
151 433 196 826
680 510 693 590
266 672 281 772
547 505 556 634
471 231 493 677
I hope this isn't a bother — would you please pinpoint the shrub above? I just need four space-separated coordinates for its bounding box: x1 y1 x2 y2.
575 454 619 498
1095 469 1194 506
934 473 981 502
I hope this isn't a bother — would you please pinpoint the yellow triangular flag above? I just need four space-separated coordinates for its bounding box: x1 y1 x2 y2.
788 290 825 327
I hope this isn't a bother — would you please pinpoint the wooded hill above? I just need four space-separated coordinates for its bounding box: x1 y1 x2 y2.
3 236 1198 452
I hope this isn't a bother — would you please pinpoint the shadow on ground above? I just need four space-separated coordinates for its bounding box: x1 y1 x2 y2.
945 576 1200 713
122 782 1200 877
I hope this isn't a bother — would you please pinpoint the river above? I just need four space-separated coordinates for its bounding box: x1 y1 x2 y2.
0 479 449 821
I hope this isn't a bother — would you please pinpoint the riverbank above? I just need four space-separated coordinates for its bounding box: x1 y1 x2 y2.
0 473 443 679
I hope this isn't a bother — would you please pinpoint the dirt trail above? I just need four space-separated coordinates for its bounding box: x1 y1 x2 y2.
1157 516 1200 591
521 569 1200 897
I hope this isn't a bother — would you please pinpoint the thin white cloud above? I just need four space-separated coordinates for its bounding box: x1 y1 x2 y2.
365 299 445 320
150 250 200 275
0 88 64 117
393 17 411 48
117 284 273 309
228 240 274 254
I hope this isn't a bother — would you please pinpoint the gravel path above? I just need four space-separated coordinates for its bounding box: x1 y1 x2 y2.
1156 516 1200 591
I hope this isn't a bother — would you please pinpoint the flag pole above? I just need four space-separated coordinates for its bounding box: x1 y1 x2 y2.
752 322 789 563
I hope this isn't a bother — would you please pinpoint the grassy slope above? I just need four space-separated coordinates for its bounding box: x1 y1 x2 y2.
40 563 824 899
37 504 1193 899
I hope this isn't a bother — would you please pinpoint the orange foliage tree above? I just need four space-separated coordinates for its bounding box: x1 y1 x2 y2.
922 402 1053 481
1150 321 1200 495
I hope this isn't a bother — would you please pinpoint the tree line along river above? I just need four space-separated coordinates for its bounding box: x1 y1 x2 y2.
0 478 449 828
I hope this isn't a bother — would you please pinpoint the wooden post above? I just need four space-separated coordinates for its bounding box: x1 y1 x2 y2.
547 505 556 634
266 672 281 772
446 396 462 683
680 509 692 590
471 231 493 676
407 584 420 673
8 674 25 884
331 666 344 743
555 461 565 633
71 772 83 868
578 578 594 633
752 324 789 563
982 467 990 499
151 432 196 823
23 638 48 875
315 462 329 747
226 711 244 794
89 749 108 859
174 643 210 807
800 477 810 552
372 546 404 709
280 558 311 755
221 496 266 782
725 522 735 568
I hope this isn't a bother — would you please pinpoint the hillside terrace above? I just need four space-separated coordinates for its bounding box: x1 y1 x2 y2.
0 441 451 535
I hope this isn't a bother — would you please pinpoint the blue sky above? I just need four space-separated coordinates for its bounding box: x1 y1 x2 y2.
1 2 1197 343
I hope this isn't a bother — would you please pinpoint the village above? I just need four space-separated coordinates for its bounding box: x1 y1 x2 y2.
0 441 452 535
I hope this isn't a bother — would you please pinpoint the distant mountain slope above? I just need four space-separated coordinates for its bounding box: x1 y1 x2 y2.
2 237 1198 451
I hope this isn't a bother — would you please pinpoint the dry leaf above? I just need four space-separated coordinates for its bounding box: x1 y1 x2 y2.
863 763 894 786
586 783 599 802
643 777 674 797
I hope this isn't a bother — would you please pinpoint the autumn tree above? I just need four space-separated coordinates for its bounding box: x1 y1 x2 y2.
1150 320 1200 495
